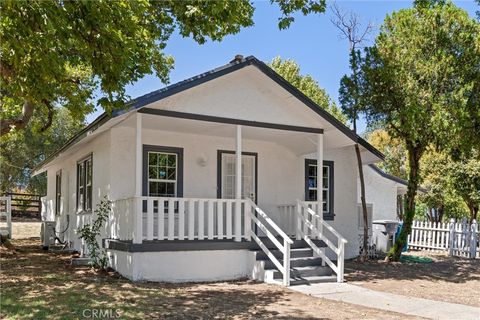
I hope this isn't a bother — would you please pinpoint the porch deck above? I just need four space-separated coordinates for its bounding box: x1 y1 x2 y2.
104 237 326 252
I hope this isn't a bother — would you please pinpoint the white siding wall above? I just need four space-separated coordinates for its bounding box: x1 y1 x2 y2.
108 249 256 282
360 165 399 222
43 131 112 251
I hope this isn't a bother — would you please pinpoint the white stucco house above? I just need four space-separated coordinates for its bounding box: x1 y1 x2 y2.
34 55 385 286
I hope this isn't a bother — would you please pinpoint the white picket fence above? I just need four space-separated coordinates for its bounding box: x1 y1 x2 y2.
408 218 479 258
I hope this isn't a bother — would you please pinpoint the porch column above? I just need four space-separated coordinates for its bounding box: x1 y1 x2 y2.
235 125 242 242
133 113 143 244
317 133 323 218
317 133 325 265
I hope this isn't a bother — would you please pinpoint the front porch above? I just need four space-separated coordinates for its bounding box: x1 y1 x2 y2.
106 196 346 285
104 111 359 285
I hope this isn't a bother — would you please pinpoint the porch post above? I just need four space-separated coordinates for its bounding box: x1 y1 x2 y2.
235 125 242 242
133 112 143 244
317 133 324 218
317 133 325 264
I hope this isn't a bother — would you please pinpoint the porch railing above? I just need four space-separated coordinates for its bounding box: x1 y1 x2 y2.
296 200 347 282
110 197 250 243
278 201 321 237
248 199 293 286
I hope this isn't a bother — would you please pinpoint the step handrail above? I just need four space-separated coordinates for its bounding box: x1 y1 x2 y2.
297 200 347 282
248 199 292 286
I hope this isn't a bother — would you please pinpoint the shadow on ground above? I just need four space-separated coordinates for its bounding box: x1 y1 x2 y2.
1 240 328 319
345 251 480 284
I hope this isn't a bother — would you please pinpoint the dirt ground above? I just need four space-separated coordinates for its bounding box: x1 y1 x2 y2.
0 222 41 239
345 251 480 307
0 239 418 320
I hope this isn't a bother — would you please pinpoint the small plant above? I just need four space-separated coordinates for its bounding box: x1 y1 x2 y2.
77 196 111 270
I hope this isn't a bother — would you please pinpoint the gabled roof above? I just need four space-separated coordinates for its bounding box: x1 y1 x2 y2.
368 164 428 193
34 55 384 173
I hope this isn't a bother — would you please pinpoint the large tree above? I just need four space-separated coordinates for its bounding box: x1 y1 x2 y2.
269 57 346 123
357 1 480 260
0 107 85 194
0 0 326 136
332 3 373 261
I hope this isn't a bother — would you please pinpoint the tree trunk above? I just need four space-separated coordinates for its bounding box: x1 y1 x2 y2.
355 143 369 261
437 205 445 223
467 202 478 223
397 195 404 220
386 145 422 261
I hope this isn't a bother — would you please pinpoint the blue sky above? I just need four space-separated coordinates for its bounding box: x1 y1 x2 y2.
87 1 478 133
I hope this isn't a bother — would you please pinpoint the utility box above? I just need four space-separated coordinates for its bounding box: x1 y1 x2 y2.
372 220 399 253
41 221 56 250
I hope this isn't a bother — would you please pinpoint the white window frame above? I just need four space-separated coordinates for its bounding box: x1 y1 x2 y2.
77 154 92 213
147 151 178 197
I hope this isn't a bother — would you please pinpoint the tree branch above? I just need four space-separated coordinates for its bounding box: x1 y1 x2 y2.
39 100 54 132
1 100 35 136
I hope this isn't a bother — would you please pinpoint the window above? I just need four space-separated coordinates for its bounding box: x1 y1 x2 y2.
77 155 92 212
148 152 177 197
305 159 334 219
143 146 183 197
217 151 257 201
55 170 62 215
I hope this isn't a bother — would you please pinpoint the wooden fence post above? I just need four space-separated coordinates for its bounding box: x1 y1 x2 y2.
470 220 477 259
448 218 455 257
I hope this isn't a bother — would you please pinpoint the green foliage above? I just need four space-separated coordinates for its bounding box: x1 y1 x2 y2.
77 197 111 270
339 50 365 131
353 2 479 260
361 2 479 153
418 151 470 221
0 108 85 194
450 153 480 221
0 0 326 135
366 129 407 179
269 57 347 123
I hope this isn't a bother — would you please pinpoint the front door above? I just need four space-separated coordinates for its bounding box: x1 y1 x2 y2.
218 151 257 202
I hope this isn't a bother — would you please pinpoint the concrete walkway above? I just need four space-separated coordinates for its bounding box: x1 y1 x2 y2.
290 283 480 320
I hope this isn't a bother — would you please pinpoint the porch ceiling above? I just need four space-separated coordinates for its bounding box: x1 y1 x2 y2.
142 113 354 156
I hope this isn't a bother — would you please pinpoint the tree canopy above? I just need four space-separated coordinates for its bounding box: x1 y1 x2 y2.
269 57 347 123
352 1 479 260
0 107 85 194
0 0 326 136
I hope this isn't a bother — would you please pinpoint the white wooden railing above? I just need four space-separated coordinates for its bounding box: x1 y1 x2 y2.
110 197 250 243
248 199 293 286
297 200 347 282
278 201 321 237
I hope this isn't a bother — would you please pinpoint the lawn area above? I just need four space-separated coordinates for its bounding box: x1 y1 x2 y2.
345 251 480 307
0 239 418 320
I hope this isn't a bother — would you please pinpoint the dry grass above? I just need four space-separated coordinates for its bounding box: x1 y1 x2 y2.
0 239 417 320
0 222 41 240
346 251 480 307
